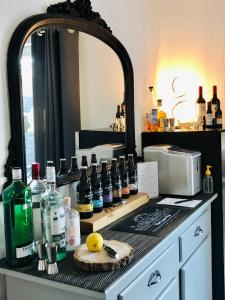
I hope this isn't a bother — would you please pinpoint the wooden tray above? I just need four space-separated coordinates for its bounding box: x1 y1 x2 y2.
74 240 133 272
80 193 149 234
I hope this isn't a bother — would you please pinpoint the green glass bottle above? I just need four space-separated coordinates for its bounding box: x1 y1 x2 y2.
42 166 66 261
2 168 34 267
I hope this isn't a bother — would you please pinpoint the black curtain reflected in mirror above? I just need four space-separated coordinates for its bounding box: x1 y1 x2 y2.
31 28 80 176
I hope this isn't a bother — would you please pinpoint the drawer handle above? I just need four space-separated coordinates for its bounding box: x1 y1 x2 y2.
194 226 204 237
148 270 161 287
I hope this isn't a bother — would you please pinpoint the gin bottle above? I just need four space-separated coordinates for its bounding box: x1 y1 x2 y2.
2 168 34 267
64 197 81 251
42 166 66 261
29 163 46 241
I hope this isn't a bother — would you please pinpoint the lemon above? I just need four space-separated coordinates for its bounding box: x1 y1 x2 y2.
86 232 104 252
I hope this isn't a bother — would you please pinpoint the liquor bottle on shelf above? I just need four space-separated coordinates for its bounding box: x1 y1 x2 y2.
81 155 88 168
128 154 138 195
2 168 34 267
101 161 113 208
29 163 46 241
42 166 66 261
196 86 206 128
215 102 223 129
68 156 79 180
90 163 103 213
91 153 97 165
119 156 130 202
76 166 93 219
116 105 121 131
111 158 122 206
64 197 81 251
157 99 167 132
57 158 68 177
121 96 126 132
211 86 220 123
206 102 213 129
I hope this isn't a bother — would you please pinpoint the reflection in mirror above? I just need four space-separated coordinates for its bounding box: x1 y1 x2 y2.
21 27 125 179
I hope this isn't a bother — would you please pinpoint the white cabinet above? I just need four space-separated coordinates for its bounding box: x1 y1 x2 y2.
157 279 179 300
180 236 212 300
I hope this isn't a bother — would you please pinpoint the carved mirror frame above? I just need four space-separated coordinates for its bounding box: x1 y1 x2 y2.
4 0 135 185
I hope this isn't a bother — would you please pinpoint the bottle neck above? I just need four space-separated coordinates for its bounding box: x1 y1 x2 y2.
213 86 217 98
199 86 203 98
70 158 78 172
47 182 56 191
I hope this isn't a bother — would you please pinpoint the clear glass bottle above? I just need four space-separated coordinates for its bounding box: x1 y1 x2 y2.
42 166 66 261
29 163 46 241
128 154 138 195
76 166 93 219
64 197 81 251
203 165 214 194
111 158 122 206
101 161 113 208
90 163 103 213
2 168 34 267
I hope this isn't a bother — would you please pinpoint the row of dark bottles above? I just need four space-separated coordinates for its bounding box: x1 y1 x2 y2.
77 154 138 219
196 86 223 129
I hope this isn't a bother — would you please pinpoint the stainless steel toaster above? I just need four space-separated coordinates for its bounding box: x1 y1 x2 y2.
143 145 201 196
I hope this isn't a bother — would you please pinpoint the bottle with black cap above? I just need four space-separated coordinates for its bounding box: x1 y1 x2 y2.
90 163 103 213
111 158 122 206
128 154 138 195
101 161 113 208
119 156 130 202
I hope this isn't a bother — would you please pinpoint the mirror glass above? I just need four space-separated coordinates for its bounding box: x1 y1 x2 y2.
20 27 125 179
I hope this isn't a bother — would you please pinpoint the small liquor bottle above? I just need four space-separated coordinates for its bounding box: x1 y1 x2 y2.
215 102 223 129
119 156 130 202
76 166 93 219
206 102 213 129
64 197 81 251
90 163 103 213
101 161 113 208
157 99 167 132
3 168 34 267
57 158 68 176
91 153 97 165
128 154 138 195
111 158 122 206
42 166 66 261
29 163 46 241
116 105 121 131
196 86 206 128
81 155 88 168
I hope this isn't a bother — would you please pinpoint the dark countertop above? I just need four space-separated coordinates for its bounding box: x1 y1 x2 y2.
0 192 216 293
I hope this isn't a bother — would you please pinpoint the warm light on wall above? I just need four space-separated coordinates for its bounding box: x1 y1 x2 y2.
154 60 205 122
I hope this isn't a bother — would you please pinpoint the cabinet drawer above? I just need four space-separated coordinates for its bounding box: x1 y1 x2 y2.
119 242 179 300
179 209 210 262
157 278 179 300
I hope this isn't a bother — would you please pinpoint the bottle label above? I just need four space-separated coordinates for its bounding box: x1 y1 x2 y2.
217 118 223 125
103 185 113 203
16 242 34 259
122 187 130 195
130 183 138 191
77 203 93 213
206 114 213 126
93 197 103 209
196 103 206 118
66 216 80 250
212 104 218 118
50 207 65 235
113 189 122 198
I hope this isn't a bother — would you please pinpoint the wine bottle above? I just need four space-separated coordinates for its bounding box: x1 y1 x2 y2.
101 161 113 208
128 154 138 195
90 163 103 213
29 163 46 241
206 102 213 129
42 166 66 261
64 197 81 251
211 86 220 122
2 168 34 267
196 86 206 127
76 166 93 219
119 156 130 202
215 102 223 129
111 158 122 206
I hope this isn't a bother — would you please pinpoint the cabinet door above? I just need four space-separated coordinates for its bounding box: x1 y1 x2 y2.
181 236 212 300
157 279 179 300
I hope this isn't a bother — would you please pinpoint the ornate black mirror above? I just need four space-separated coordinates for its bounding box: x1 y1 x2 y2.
5 0 135 185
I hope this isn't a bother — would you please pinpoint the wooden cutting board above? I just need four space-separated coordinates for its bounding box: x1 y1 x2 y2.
80 193 149 234
74 240 133 272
